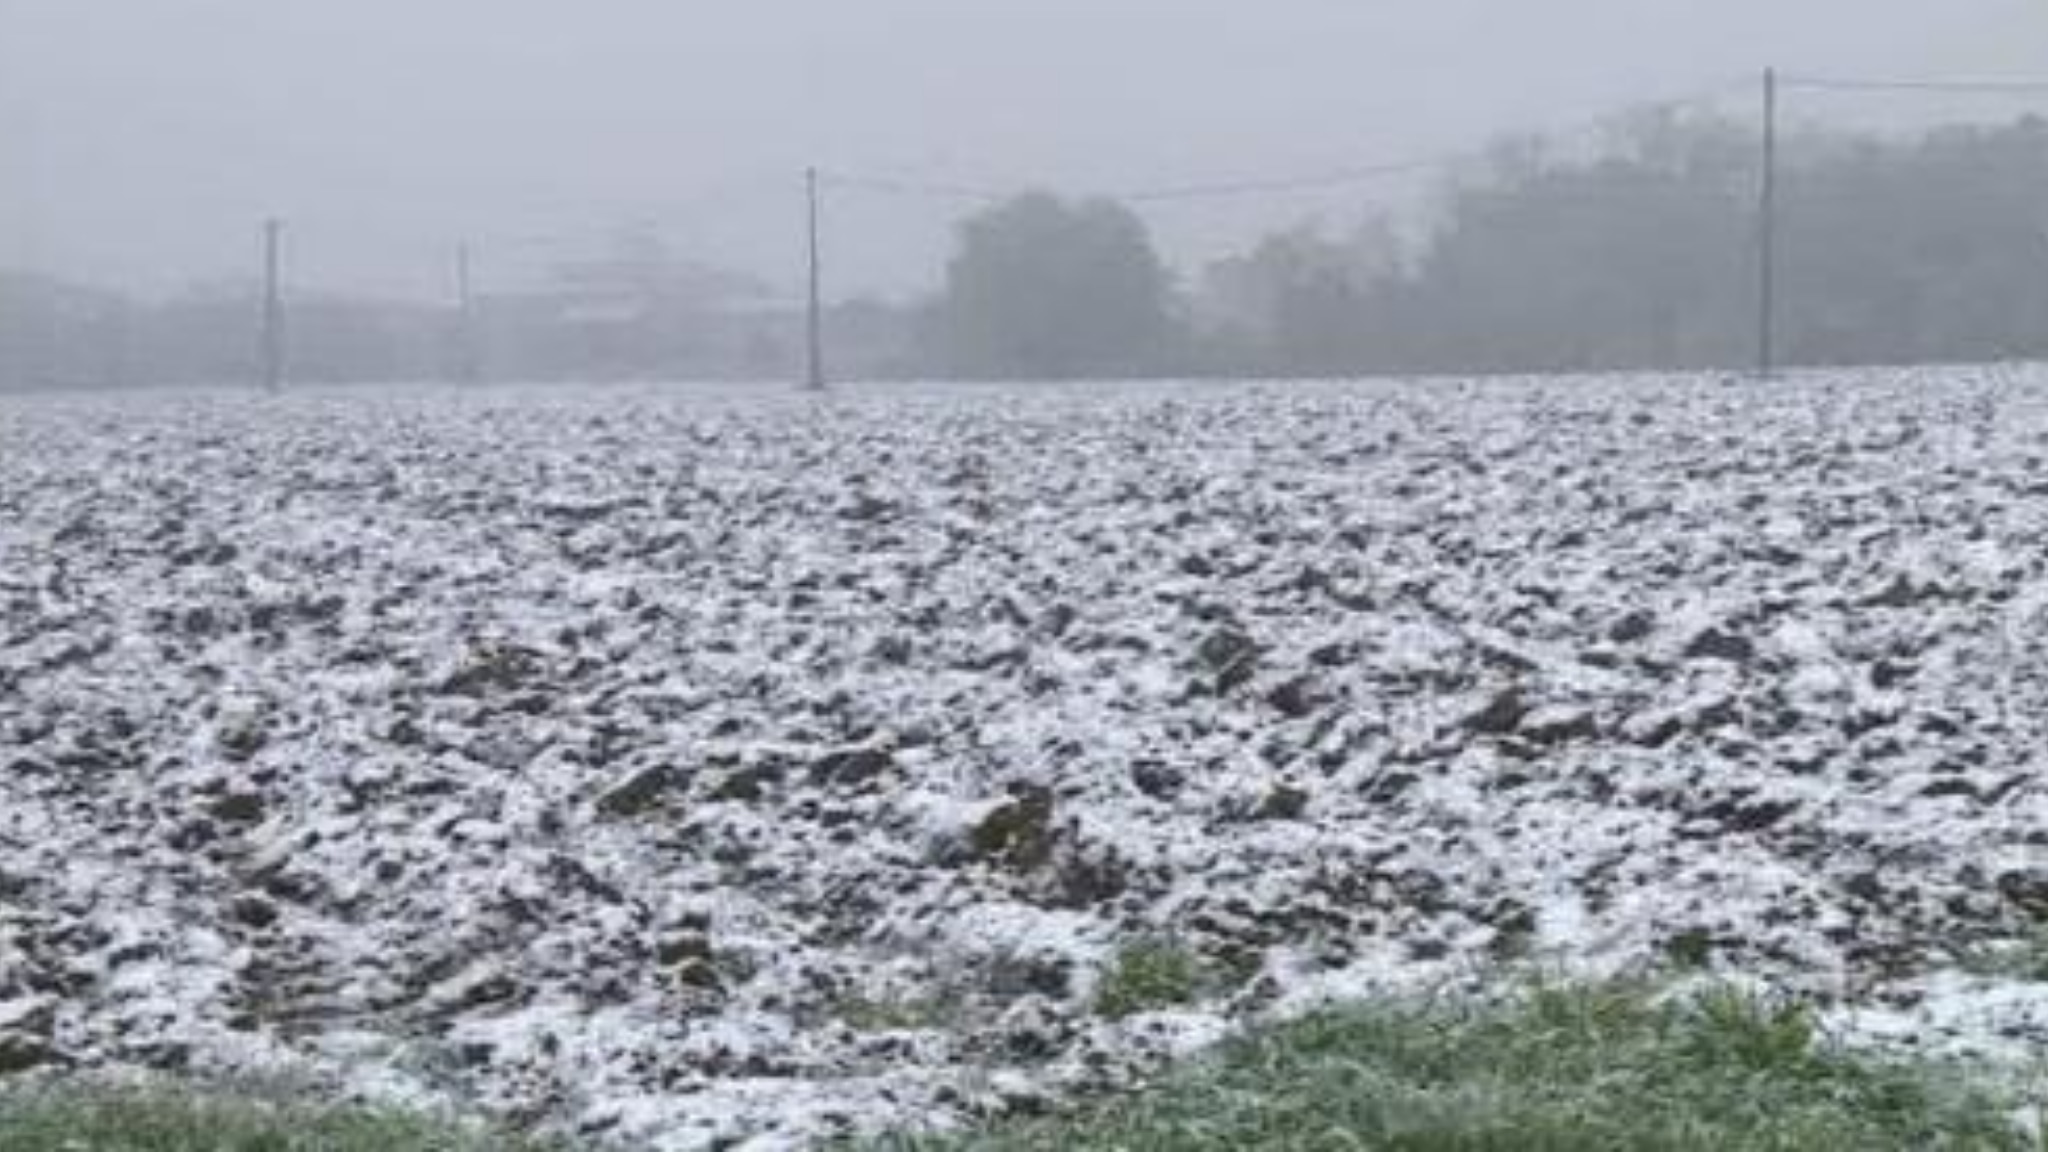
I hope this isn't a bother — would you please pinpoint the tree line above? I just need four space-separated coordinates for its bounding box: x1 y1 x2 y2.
927 110 2048 379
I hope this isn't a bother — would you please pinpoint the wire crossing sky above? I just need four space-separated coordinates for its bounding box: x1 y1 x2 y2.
0 0 2039 301
1781 75 2048 95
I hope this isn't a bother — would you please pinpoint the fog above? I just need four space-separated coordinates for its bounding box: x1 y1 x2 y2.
1 0 2037 302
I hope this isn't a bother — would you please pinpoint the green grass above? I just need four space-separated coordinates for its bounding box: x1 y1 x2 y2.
835 991 963 1033
881 982 2039 1151
1963 928 2048 983
0 1081 567 1152
1093 940 1214 1021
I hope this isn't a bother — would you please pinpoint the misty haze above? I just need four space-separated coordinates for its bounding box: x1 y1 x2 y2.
2 3 2047 1150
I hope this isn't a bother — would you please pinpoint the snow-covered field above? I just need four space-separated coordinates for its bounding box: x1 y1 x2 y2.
2 371 2045 1148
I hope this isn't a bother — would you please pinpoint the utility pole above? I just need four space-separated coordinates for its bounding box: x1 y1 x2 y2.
1757 67 1779 381
806 166 826 391
261 218 286 393
455 242 481 384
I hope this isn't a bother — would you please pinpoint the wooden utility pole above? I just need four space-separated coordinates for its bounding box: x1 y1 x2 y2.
806 167 826 391
1757 67 1779 381
455 242 480 384
261 218 286 393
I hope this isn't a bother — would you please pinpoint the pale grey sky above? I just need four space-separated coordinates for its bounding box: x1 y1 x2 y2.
0 0 2039 301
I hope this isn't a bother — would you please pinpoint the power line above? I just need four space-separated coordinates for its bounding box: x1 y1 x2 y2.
815 170 1010 202
1123 77 1759 206
1120 159 1448 204
1781 75 2048 96
819 74 1753 210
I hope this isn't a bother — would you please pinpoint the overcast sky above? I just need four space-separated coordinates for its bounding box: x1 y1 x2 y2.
1 0 2039 301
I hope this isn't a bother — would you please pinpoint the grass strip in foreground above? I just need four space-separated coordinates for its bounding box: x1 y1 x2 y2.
883 982 2035 1151
0 1080 566 1152
2 984 2033 1151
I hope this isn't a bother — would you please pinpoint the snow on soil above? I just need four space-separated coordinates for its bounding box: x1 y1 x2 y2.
1 371 2045 1147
